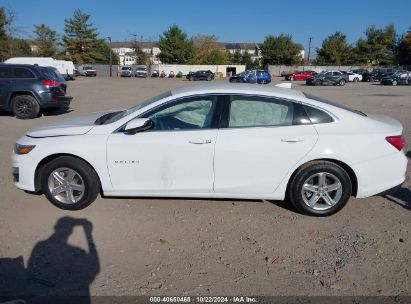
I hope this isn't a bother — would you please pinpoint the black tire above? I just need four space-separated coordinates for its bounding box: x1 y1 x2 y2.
189 76 194 81
41 156 100 210
392 80 397 86
288 161 352 216
315 80 321 86
353 77 359 83
339 79 346 86
11 95 40 119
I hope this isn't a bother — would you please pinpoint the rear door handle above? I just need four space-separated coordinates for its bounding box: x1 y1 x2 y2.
189 138 212 144
281 137 305 143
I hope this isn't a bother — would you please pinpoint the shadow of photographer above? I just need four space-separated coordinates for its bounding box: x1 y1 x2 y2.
0 216 99 304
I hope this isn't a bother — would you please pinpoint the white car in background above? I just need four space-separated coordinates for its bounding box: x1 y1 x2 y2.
11 84 407 216
346 71 363 82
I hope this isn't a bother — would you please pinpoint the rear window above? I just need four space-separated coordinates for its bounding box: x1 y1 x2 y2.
39 67 64 82
303 93 367 116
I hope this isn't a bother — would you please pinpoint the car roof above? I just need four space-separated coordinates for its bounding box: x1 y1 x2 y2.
171 83 305 100
0 63 38 68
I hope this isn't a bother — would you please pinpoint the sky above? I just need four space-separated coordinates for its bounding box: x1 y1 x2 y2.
1 0 410 51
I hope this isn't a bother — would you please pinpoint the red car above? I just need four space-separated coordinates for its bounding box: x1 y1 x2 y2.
286 71 316 81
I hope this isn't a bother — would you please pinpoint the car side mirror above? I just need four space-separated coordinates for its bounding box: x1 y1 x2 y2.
124 118 154 135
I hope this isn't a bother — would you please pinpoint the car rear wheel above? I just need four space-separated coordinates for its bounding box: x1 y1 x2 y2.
189 76 194 81
339 79 346 86
41 156 100 210
11 95 40 119
392 80 397 86
288 161 352 216
353 77 359 82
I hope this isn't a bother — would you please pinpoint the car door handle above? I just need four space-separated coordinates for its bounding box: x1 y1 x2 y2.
189 138 212 144
281 137 305 142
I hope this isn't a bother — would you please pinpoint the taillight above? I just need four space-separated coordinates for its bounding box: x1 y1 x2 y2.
41 80 60 87
386 135 405 151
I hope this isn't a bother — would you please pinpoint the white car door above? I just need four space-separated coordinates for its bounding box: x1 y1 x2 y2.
106 95 220 194
214 95 318 194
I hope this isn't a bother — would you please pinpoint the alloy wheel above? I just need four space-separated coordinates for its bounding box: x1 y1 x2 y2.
301 172 343 210
48 167 85 204
15 99 33 117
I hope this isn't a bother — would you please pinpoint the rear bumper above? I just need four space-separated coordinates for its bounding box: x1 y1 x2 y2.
355 152 408 198
40 95 73 108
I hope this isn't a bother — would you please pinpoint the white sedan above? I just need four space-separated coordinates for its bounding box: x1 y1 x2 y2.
11 84 407 216
346 72 363 82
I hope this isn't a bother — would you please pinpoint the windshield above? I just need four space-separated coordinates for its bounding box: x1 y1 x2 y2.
122 67 132 70
84 66 93 70
40 67 65 82
303 93 367 116
137 67 146 71
95 91 172 125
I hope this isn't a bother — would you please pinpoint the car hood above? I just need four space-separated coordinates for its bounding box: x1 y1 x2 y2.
26 110 114 138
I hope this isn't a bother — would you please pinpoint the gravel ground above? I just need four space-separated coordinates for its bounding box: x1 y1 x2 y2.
0 77 410 300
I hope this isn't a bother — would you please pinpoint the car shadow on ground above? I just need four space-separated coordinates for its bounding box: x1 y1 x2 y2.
0 216 99 304
42 107 73 116
385 187 411 211
405 150 411 159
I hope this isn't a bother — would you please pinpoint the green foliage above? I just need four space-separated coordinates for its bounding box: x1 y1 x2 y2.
33 24 59 57
260 34 303 66
230 49 242 64
130 40 149 65
396 29 411 65
158 25 195 64
93 39 119 64
315 32 352 65
230 50 260 69
190 34 229 64
63 9 102 64
0 7 8 60
8 38 32 57
352 25 396 65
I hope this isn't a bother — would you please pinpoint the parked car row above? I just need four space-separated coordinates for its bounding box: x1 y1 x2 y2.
119 65 148 77
229 70 271 84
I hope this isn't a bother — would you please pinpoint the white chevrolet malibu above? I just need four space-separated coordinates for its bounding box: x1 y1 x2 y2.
11 84 407 216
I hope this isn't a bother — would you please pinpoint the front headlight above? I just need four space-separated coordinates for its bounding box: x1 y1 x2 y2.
14 144 36 155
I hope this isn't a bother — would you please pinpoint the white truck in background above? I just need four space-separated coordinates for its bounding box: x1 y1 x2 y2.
4 57 75 80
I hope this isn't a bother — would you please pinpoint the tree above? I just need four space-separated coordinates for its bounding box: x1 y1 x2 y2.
0 7 9 60
191 35 229 64
260 34 303 66
352 25 396 65
158 25 195 64
33 24 59 57
130 38 149 65
230 49 242 64
8 38 32 57
315 32 352 65
63 9 101 64
94 39 119 64
396 28 411 65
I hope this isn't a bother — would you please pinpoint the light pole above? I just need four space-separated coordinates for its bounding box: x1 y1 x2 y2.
106 36 112 77
307 37 313 65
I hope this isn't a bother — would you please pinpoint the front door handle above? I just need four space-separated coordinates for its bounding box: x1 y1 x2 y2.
281 137 305 143
189 138 212 144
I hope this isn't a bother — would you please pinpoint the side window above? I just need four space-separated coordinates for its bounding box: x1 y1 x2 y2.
332 72 340 76
324 72 332 77
0 67 13 78
303 105 334 124
141 95 218 131
13 68 35 79
228 96 294 128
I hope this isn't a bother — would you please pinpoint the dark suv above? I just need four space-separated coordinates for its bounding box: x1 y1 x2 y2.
0 64 72 119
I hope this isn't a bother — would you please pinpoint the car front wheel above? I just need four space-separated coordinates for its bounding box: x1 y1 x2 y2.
339 79 346 86
41 156 100 210
288 161 352 216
